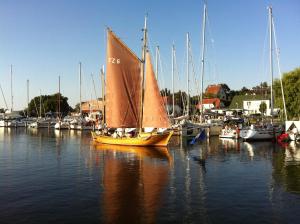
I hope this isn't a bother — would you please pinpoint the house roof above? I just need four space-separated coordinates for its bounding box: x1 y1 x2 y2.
205 84 221 95
196 98 221 109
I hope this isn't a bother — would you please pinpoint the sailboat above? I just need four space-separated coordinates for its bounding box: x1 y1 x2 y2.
54 76 69 130
240 6 282 141
92 20 173 147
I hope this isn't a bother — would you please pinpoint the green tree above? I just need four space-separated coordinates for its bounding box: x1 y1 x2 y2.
27 93 73 117
259 102 267 115
273 67 300 120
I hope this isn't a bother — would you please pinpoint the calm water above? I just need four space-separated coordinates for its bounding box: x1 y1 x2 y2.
0 128 300 224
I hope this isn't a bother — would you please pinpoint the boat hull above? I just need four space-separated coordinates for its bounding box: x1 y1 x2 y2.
91 131 173 147
240 128 281 141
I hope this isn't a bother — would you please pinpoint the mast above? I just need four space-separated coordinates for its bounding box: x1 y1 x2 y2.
58 75 61 119
139 15 148 133
172 44 175 116
101 65 105 124
155 46 159 79
39 89 42 118
27 79 29 117
269 6 274 124
10 64 13 112
91 73 101 111
186 33 190 117
79 62 82 115
200 3 207 123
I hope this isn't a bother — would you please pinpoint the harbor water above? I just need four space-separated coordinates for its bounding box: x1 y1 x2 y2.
0 128 300 223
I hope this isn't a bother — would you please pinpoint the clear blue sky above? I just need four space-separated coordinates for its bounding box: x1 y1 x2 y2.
0 0 299 110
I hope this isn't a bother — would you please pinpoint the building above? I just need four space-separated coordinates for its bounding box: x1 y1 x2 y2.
205 84 228 101
81 100 104 113
196 98 223 110
243 99 279 116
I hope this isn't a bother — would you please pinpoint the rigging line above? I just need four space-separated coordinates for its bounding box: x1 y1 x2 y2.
189 41 200 97
259 15 270 86
205 6 218 82
148 37 171 116
157 46 171 116
33 98 39 118
0 83 8 110
173 48 186 114
272 16 287 120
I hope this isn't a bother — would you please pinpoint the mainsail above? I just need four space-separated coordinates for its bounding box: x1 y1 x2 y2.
142 52 170 128
105 29 141 128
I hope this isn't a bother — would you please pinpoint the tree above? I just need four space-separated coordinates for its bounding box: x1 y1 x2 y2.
27 93 73 117
273 67 300 120
160 88 170 96
259 102 267 115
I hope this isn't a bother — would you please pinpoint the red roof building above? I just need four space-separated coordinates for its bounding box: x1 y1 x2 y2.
205 84 229 102
196 98 222 110
206 84 222 95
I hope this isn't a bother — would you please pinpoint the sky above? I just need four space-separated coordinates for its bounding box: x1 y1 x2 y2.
0 0 299 110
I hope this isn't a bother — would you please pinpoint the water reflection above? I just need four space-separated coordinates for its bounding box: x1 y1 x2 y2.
93 144 171 223
271 141 300 194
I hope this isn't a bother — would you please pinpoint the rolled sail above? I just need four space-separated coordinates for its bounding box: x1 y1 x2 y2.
142 52 170 128
105 29 141 128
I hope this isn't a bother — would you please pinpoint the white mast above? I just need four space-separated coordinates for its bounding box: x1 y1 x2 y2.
39 89 42 118
269 6 274 124
155 46 159 79
79 62 82 115
10 64 13 112
172 44 175 116
186 32 190 117
27 79 29 117
58 75 61 119
200 3 207 123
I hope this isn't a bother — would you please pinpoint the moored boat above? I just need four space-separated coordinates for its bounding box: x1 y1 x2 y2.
92 22 172 147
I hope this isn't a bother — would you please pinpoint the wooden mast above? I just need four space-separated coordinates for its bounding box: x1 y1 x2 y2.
172 44 175 116
101 65 105 124
139 15 148 133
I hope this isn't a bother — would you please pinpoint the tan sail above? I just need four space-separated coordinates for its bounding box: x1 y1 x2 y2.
142 52 170 128
105 29 141 128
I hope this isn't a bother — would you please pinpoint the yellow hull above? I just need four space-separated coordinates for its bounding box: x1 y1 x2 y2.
91 131 173 147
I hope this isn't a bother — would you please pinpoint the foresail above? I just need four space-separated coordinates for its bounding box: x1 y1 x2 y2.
142 52 170 128
105 29 141 128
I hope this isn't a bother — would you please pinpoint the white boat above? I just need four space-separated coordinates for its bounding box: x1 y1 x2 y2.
219 127 239 139
29 118 56 128
6 119 26 127
240 7 284 141
54 121 69 130
240 124 281 141
285 121 300 141
0 120 7 127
